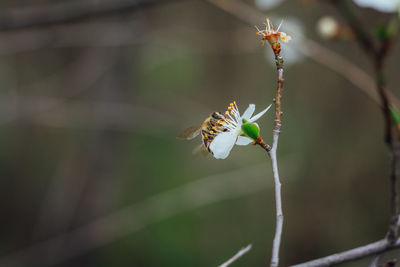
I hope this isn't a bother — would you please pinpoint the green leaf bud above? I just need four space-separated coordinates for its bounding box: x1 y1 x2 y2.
241 122 260 140
390 106 400 125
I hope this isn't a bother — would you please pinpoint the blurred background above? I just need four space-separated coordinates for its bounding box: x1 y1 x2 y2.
0 0 399 266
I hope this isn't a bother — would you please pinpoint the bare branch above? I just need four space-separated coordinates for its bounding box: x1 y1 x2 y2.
290 238 400 267
268 49 285 267
218 244 252 267
253 17 286 267
268 133 283 267
368 253 382 267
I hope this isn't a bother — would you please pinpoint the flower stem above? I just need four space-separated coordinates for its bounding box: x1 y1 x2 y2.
255 136 271 152
269 133 283 267
255 49 284 267
269 47 285 267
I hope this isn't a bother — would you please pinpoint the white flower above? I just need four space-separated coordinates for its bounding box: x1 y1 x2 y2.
209 102 272 159
263 17 306 66
254 18 292 45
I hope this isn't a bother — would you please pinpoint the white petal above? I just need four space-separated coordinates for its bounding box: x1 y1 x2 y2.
242 104 255 120
209 131 238 159
249 104 272 122
236 136 253 146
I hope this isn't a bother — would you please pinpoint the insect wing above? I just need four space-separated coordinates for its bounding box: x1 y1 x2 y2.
176 125 201 140
192 144 210 156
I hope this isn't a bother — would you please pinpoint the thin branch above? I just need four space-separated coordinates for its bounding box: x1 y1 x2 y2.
218 244 252 267
253 17 286 267
268 134 283 267
290 238 400 267
368 253 382 267
267 47 285 267
388 143 400 241
377 54 399 244
0 0 175 32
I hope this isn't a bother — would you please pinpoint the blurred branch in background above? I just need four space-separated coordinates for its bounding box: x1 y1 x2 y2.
0 96 175 135
205 0 400 109
0 162 298 266
0 0 174 32
0 0 395 110
0 48 118 124
0 21 147 54
32 146 90 240
2 0 394 119
329 1 400 265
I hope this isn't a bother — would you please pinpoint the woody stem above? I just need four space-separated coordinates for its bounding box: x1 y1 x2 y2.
269 47 284 267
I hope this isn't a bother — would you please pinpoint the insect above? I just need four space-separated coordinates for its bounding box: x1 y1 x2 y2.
177 112 228 155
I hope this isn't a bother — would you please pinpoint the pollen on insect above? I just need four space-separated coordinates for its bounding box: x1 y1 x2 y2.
204 133 208 139
209 130 214 134
225 111 229 115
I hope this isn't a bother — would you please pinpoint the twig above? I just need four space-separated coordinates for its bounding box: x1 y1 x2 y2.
253 17 286 266
290 238 400 267
388 143 400 241
267 48 285 267
256 128 283 267
368 253 382 267
218 244 252 267
376 31 400 243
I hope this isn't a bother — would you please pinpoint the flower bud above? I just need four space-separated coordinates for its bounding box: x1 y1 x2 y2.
241 122 260 140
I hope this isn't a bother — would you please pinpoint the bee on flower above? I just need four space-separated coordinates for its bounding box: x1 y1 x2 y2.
254 18 292 52
178 102 272 159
